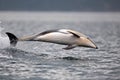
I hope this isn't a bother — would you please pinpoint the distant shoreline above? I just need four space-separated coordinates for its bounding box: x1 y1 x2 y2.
0 10 120 13
0 11 120 22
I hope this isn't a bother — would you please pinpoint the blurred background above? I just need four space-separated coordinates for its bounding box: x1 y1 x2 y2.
0 0 120 11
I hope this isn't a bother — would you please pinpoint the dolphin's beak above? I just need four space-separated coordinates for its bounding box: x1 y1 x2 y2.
86 38 98 49
79 37 98 49
95 46 98 49
92 45 98 49
88 42 98 49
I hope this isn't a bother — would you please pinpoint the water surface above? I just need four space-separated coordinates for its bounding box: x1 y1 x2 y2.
0 12 120 80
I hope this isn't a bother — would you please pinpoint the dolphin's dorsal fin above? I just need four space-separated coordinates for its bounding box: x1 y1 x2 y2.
68 31 80 38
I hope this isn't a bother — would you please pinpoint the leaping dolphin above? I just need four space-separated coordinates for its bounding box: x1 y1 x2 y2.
6 29 98 50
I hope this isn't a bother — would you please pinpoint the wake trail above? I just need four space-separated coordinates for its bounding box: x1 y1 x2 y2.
0 27 10 48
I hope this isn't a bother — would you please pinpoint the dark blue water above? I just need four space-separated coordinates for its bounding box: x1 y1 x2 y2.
0 12 120 80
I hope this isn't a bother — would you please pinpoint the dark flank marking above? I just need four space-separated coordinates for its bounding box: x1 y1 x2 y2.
67 31 80 38
37 29 68 36
37 29 80 38
38 29 58 36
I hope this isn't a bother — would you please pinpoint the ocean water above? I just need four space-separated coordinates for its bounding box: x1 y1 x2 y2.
0 12 120 80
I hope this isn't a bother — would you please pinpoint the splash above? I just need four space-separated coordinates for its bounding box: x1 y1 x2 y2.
0 27 10 48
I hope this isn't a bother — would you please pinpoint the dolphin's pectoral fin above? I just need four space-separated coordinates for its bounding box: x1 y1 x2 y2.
63 44 77 50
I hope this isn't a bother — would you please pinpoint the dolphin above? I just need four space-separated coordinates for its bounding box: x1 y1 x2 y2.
6 29 98 50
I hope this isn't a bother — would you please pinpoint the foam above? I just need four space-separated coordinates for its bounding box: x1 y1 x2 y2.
0 27 10 48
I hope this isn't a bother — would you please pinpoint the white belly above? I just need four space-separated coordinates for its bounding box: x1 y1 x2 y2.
34 32 76 45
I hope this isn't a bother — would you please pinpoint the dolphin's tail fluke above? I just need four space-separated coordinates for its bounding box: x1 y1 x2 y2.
6 32 18 47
